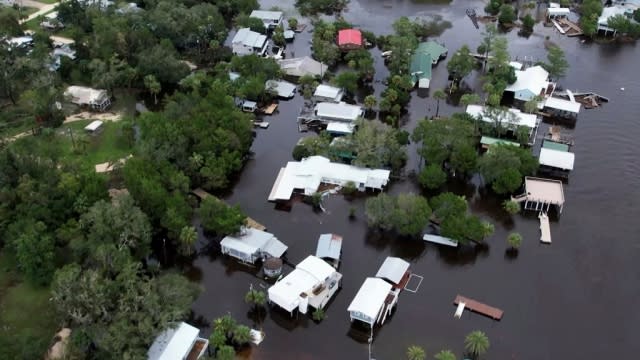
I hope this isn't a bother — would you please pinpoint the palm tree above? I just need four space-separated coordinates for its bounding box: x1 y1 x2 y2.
209 328 227 351
507 232 523 250
433 89 447 118
502 200 520 215
216 345 235 360
213 314 237 335
178 226 197 256
464 330 490 358
434 349 456 360
364 94 377 115
144 74 161 104
406 345 426 360
232 324 253 345
244 286 267 310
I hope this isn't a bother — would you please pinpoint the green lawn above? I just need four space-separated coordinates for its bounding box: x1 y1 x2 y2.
0 252 58 359
60 119 134 168
35 0 60 4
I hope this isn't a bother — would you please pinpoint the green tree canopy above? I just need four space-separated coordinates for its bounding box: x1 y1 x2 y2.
464 330 490 357
197 197 246 235
544 45 569 80
479 144 538 194
447 45 475 83
418 163 447 190
365 193 431 236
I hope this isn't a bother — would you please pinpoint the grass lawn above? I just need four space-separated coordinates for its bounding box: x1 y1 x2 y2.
34 0 60 4
0 252 58 359
60 119 134 168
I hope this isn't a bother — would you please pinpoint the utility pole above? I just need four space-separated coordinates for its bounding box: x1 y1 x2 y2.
67 128 76 149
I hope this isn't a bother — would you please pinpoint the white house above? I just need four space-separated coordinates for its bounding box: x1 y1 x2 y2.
268 156 391 201
278 56 328 78
250 10 284 30
268 255 343 315
313 84 344 103
64 86 111 111
265 79 296 98
314 102 363 123
542 96 581 120
597 5 636 34
466 104 540 144
504 65 554 104
347 278 396 326
148 322 208 360
231 28 268 56
220 227 288 264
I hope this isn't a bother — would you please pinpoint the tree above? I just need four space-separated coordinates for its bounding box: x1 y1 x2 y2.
288 17 299 30
544 45 569 80
579 0 603 37
418 164 447 190
235 13 267 34
332 71 360 96
365 193 397 230
498 4 516 25
364 94 377 113
351 119 408 171
312 307 325 321
0 7 22 37
479 144 538 194
245 287 267 310
406 345 427 360
503 200 520 215
13 221 56 285
216 345 235 360
412 116 476 166
430 192 467 222
464 330 490 357
197 197 246 235
434 350 457 360
484 0 502 15
460 93 482 108
272 25 286 47
144 74 161 105
365 193 431 236
447 45 475 84
178 226 197 256
477 24 498 70
232 324 252 345
209 329 226 351
450 143 478 176
507 232 523 249
433 89 447 118
521 14 535 34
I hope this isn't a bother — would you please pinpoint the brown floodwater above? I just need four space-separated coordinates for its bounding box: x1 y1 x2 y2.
187 1 640 359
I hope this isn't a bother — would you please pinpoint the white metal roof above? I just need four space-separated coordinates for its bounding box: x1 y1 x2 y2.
466 105 538 129
505 65 550 101
315 234 343 261
375 257 410 285
265 79 296 98
250 10 283 21
220 227 287 258
268 255 337 312
524 177 565 205
347 278 392 321
314 102 363 122
539 148 575 170
326 122 354 134
278 57 328 77
544 97 581 113
148 322 199 360
267 156 391 201
65 86 108 105
6 36 33 47
547 7 570 15
314 84 343 102
84 120 103 132
232 28 267 49
423 234 459 247
509 61 523 70
598 6 631 27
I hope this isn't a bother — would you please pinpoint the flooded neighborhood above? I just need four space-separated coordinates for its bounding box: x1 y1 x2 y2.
1 0 639 359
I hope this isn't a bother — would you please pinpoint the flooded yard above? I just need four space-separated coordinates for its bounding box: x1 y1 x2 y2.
188 0 640 358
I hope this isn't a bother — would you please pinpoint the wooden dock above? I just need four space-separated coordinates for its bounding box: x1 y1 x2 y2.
454 295 503 320
539 212 552 244
191 188 267 231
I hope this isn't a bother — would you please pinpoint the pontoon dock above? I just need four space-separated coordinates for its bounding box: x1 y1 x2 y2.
539 212 552 244
453 295 503 320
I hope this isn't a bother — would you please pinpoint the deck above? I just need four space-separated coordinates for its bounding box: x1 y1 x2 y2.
454 295 503 320
539 212 552 244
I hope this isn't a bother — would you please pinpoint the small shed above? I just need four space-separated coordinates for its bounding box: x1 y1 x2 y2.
326 122 354 136
148 322 208 360
547 7 570 19
84 120 104 134
337 29 363 50
313 84 344 103
241 100 258 112
543 96 581 120
315 233 343 268
249 10 283 29
347 277 394 326
480 136 520 150
220 227 287 264
539 148 575 171
265 79 296 99
375 257 410 286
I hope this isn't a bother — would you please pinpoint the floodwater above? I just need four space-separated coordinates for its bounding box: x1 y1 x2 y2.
187 0 640 358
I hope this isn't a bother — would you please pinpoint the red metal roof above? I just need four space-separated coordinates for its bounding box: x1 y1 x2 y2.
337 29 363 47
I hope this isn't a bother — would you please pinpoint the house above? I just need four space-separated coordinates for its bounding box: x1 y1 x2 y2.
250 10 284 30
503 65 555 106
417 41 448 65
6 36 33 50
538 139 575 177
49 44 76 71
547 3 570 19
64 86 111 111
465 104 540 145
77 0 114 10
220 227 288 264
313 84 344 103
41 12 63 30
278 56 328 78
409 48 432 89
268 255 343 315
268 156 390 201
148 322 209 360
0 0 16 6
375 257 410 289
512 177 565 213
231 28 268 56
84 120 103 134
326 122 355 136
337 29 363 50
265 79 296 99
597 4 637 34
542 96 581 120
313 102 363 123
348 278 396 326
315 233 343 268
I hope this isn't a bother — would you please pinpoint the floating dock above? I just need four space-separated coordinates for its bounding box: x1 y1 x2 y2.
453 295 503 320
539 212 552 244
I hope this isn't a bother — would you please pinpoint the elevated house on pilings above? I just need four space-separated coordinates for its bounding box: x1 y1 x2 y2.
512 177 565 214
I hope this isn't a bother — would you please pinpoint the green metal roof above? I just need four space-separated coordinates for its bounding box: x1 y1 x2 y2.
542 140 569 152
480 136 520 147
416 41 448 62
410 52 432 83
